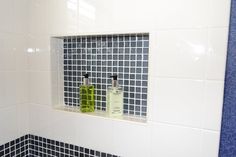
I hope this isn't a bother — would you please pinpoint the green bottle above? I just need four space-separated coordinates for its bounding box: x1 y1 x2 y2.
80 73 95 112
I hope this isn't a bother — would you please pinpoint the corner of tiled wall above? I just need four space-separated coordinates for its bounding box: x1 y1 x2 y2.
0 0 232 157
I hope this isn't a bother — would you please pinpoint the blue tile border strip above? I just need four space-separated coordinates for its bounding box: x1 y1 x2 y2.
0 135 120 157
219 0 236 156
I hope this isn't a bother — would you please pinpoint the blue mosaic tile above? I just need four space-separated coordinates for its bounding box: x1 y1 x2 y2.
219 0 236 156
0 134 120 157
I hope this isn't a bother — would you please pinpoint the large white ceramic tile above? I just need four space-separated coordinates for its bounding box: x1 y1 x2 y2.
208 0 231 27
28 52 51 71
28 0 223 35
79 0 210 33
206 28 228 80
28 0 50 35
47 0 79 35
0 0 28 34
75 114 114 154
29 104 54 138
27 35 51 53
77 0 114 34
112 120 149 157
16 72 29 104
0 72 17 108
29 72 52 106
203 81 224 131
0 52 16 71
149 29 208 79
17 103 29 136
27 35 51 71
39 0 213 35
0 33 17 71
50 110 78 145
14 36 28 71
149 77 205 128
201 130 220 157
149 122 202 157
0 33 27 71
12 0 29 34
0 0 14 33
0 105 18 145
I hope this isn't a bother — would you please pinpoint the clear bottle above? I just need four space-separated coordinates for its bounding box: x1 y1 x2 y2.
80 73 95 112
107 75 123 117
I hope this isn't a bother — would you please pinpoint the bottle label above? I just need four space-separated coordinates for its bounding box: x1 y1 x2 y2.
108 89 123 116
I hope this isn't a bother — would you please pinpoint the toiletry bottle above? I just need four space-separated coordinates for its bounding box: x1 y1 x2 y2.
107 75 123 117
80 73 95 112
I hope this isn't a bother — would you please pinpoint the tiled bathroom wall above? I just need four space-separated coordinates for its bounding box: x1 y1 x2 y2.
27 0 231 156
0 0 231 157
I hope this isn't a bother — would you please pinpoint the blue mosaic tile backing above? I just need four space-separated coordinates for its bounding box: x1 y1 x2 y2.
219 0 236 156
63 34 149 117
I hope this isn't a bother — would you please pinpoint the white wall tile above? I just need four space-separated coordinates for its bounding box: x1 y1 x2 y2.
32 0 231 36
0 72 17 107
149 29 208 79
16 72 29 104
201 130 220 157
203 81 224 131
0 33 17 71
208 0 231 27
149 122 202 157
149 77 205 128
29 104 54 138
12 0 29 34
75 114 114 154
28 0 50 35
48 0 80 35
17 103 29 136
0 0 14 33
28 52 51 71
0 105 18 145
0 33 27 71
49 110 78 145
0 0 29 145
27 35 51 71
112 120 149 157
206 28 228 80
112 0 210 30
76 0 211 33
77 0 115 33
27 0 213 36
14 36 28 71
29 72 52 106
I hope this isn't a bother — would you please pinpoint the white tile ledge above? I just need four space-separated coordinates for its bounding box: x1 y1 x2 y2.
54 106 147 124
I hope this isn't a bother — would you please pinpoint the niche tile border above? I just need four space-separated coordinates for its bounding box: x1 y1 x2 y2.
63 33 149 117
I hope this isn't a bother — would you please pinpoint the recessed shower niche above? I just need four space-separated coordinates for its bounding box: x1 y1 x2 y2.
51 33 149 120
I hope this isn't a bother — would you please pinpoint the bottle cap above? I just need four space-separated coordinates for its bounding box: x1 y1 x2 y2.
110 75 118 87
84 73 89 78
110 75 118 80
83 73 89 85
